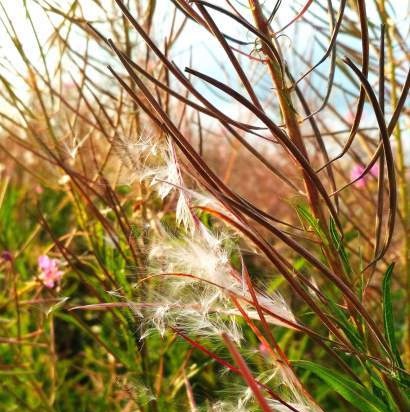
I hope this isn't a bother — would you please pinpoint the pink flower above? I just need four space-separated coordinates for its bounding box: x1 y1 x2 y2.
38 255 63 288
1 250 12 262
259 342 270 358
351 164 379 188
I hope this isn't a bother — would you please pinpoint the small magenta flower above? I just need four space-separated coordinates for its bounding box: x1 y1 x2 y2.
259 342 270 358
1 250 13 262
38 255 63 288
35 185 43 194
351 164 379 188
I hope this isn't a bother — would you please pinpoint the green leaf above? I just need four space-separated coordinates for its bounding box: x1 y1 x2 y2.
116 184 131 195
294 361 388 412
329 217 352 277
382 264 404 370
296 203 326 242
293 257 307 271
367 366 395 412
130 223 142 239
327 300 364 351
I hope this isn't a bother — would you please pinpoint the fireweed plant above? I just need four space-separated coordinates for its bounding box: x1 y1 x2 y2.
0 0 409 411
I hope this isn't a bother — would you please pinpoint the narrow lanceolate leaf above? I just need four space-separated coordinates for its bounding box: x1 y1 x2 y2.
296 203 326 242
293 361 388 412
329 217 352 278
327 300 364 351
382 264 404 370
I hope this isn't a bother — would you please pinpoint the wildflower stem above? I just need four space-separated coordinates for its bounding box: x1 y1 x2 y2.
379 0 410 369
222 333 273 412
247 0 361 329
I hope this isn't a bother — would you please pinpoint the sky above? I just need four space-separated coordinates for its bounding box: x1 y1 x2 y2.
1 1 407 96
0 0 408 161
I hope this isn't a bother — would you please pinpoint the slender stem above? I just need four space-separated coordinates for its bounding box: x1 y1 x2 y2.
247 0 351 291
383 4 410 370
